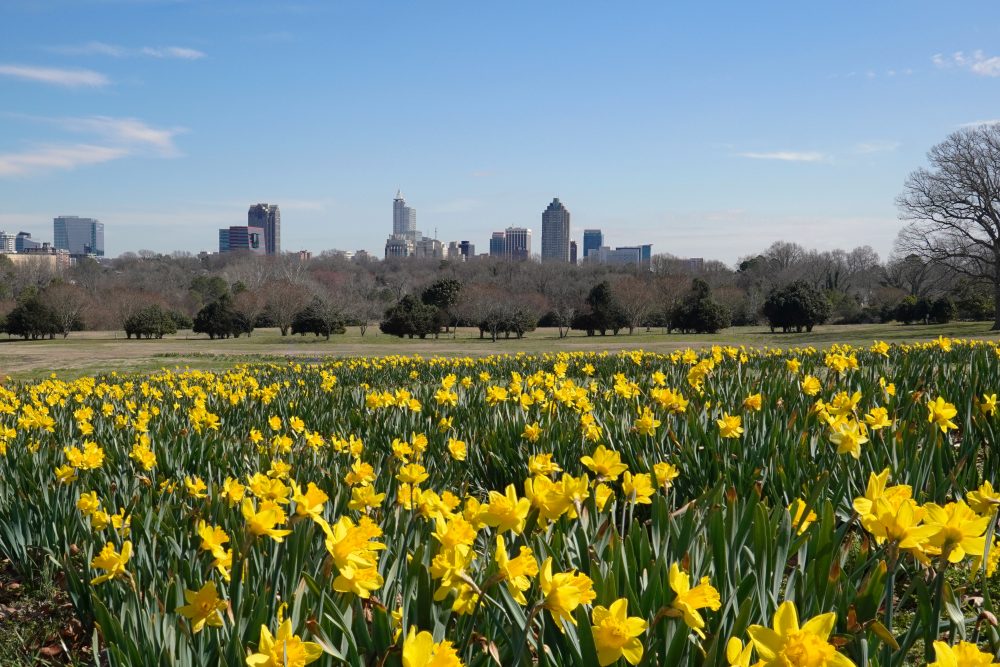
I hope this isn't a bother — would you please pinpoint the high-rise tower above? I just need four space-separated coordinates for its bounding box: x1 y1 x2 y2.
392 190 417 238
541 198 570 262
248 203 280 255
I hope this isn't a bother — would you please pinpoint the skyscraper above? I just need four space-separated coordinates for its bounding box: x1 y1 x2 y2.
53 216 104 256
248 203 280 255
489 231 506 257
569 240 578 265
583 229 603 259
541 198 570 262
393 191 417 238
504 227 531 261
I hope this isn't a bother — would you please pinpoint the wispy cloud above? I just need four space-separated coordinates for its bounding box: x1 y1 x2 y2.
0 145 128 177
736 151 827 162
0 64 109 87
0 115 185 177
140 46 205 59
49 41 205 59
854 141 900 154
933 50 1000 77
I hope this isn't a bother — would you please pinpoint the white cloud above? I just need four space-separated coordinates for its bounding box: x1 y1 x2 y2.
0 116 184 177
48 42 205 59
56 116 185 156
961 119 1000 127
0 144 128 176
933 50 1000 77
0 64 109 87
736 151 827 162
140 46 205 59
854 141 900 154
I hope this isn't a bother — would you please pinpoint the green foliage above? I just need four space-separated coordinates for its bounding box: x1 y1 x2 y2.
189 275 230 305
572 281 627 335
3 297 59 340
379 295 439 338
420 278 462 311
124 305 178 339
929 296 956 324
193 297 248 339
894 296 931 325
670 278 731 333
291 299 347 340
762 281 832 333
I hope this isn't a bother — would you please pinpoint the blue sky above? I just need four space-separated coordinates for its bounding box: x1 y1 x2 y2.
2 0 999 263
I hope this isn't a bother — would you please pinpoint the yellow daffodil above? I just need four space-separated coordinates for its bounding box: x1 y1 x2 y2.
747 601 855 667
591 598 647 666
668 563 721 638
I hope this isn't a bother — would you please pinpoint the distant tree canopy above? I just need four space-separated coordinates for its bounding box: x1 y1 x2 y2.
292 298 346 339
380 295 439 339
193 297 249 339
572 281 627 336
3 297 60 340
762 281 831 333
670 279 730 334
124 304 178 339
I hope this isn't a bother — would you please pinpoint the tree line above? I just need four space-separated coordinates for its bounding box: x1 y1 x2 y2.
0 232 988 342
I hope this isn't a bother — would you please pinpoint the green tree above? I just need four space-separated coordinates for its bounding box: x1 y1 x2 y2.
193 297 244 339
379 295 439 339
762 281 831 333
421 278 463 336
291 298 346 340
571 281 627 336
124 304 178 339
670 278 731 333
4 297 59 340
929 296 956 324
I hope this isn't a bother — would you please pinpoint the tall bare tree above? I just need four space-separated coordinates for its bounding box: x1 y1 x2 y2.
897 124 1000 329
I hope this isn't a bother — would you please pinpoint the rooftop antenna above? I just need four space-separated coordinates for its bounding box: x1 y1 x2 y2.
434 227 438 240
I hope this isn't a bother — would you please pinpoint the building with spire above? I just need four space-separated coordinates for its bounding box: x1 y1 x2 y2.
385 191 424 258
541 198 570 262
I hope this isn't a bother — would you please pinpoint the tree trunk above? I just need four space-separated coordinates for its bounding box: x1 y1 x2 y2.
993 270 1000 330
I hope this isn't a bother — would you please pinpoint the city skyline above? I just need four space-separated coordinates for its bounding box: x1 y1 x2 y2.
3 1 1000 263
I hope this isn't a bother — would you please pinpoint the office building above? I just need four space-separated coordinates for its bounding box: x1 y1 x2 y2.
594 244 653 266
248 203 281 255
219 226 266 255
0 231 14 253
504 227 531 261
459 240 475 260
569 240 577 265
385 236 414 258
582 229 603 259
53 216 104 256
15 232 41 252
541 198 570 262
415 237 445 259
489 231 506 257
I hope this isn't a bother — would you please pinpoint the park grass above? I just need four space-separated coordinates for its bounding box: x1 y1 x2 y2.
2 321 998 382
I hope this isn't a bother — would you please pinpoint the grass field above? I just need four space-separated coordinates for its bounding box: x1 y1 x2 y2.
2 321 999 381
